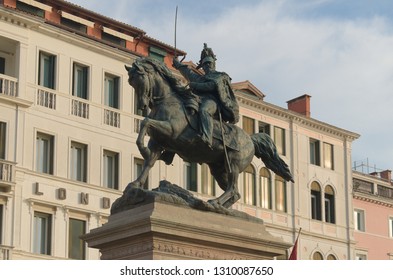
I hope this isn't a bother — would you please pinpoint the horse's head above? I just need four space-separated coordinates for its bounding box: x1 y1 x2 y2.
126 58 184 112
125 59 155 112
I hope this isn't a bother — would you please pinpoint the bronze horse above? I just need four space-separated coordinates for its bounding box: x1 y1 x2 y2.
125 58 293 208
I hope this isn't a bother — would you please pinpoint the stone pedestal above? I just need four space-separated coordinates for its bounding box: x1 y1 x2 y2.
83 200 291 260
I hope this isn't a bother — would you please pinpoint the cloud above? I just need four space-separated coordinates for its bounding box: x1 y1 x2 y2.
67 0 393 169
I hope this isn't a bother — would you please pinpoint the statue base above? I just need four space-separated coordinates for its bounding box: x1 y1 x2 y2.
83 194 291 259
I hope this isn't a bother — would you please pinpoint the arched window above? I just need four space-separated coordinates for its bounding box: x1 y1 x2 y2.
325 185 335 224
244 165 256 205
259 168 271 209
327 254 337 260
311 182 322 221
312 251 323 260
275 175 287 212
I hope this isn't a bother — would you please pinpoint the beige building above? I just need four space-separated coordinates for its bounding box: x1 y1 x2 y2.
0 0 360 260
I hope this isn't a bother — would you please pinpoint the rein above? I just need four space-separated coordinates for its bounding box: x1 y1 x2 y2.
145 71 179 107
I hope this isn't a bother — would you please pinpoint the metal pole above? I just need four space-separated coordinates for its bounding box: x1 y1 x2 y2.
174 6 178 58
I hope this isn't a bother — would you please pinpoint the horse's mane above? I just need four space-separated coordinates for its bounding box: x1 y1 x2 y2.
135 57 185 94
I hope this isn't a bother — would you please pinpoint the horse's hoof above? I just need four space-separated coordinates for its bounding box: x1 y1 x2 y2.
207 199 221 208
222 192 241 208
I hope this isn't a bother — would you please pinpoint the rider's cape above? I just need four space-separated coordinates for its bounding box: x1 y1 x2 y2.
205 71 239 124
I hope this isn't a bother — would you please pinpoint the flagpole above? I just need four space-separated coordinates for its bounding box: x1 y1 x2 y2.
294 227 302 242
289 227 302 260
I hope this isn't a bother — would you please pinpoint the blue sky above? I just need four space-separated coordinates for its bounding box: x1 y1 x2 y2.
67 0 393 171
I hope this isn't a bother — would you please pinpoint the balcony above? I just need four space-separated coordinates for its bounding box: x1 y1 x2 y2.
71 99 89 119
104 108 120 128
0 74 32 107
0 245 13 260
0 74 18 97
377 185 393 199
353 178 373 195
0 159 16 191
36 87 56 109
134 115 143 133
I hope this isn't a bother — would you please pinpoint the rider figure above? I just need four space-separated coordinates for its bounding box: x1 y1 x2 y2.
173 43 239 148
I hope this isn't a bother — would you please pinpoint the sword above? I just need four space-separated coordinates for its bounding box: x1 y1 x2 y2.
174 6 186 62
174 5 178 58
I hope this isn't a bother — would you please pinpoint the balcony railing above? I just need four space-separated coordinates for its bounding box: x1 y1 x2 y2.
104 109 120 128
0 74 18 97
71 99 89 119
134 115 143 133
377 185 393 199
0 159 15 188
353 178 373 194
0 245 13 260
36 88 56 109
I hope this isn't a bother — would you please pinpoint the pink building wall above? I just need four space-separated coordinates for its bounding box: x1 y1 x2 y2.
354 198 393 259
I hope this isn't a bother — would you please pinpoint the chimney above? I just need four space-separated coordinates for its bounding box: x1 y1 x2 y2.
380 170 392 182
287 94 311 117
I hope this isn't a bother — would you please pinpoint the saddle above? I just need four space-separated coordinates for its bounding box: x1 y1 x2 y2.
181 92 239 150
159 93 239 165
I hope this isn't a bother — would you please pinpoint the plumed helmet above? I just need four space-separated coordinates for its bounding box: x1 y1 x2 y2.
197 43 216 69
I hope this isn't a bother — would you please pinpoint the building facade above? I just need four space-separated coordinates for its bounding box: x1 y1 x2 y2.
353 169 393 260
0 0 360 260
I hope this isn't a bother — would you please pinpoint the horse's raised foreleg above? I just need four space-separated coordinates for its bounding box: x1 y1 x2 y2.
137 117 174 159
131 117 174 190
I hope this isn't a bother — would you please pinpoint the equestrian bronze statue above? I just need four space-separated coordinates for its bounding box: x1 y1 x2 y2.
124 45 293 208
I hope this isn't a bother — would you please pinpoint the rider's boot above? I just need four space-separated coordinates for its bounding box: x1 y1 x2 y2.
199 111 213 149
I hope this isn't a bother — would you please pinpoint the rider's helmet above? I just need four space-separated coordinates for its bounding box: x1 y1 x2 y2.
197 43 216 69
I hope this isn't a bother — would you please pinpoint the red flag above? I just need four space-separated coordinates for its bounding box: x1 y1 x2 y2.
289 228 301 260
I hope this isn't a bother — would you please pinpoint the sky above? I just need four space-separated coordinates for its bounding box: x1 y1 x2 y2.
67 0 393 172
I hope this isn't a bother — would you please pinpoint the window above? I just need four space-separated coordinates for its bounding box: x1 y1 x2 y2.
259 168 271 209
356 253 367 260
70 141 87 182
354 209 365 232
102 32 126 48
0 204 3 244
184 161 197 192
134 158 148 189
324 143 334 170
104 73 120 109
33 212 52 255
68 218 86 260
275 176 287 212
258 121 270 135
39 51 56 89
149 46 167 62
389 217 393 238
103 150 119 189
325 185 335 224
61 17 87 33
242 116 255 135
243 165 256 205
311 182 322 221
0 122 6 160
72 63 89 99
0 57 5 74
274 127 285 155
327 254 337 260
36 132 54 174
310 138 320 166
16 1 44 17
201 163 215 196
312 251 323 260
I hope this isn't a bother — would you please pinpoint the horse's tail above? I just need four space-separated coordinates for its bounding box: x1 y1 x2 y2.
251 133 294 183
